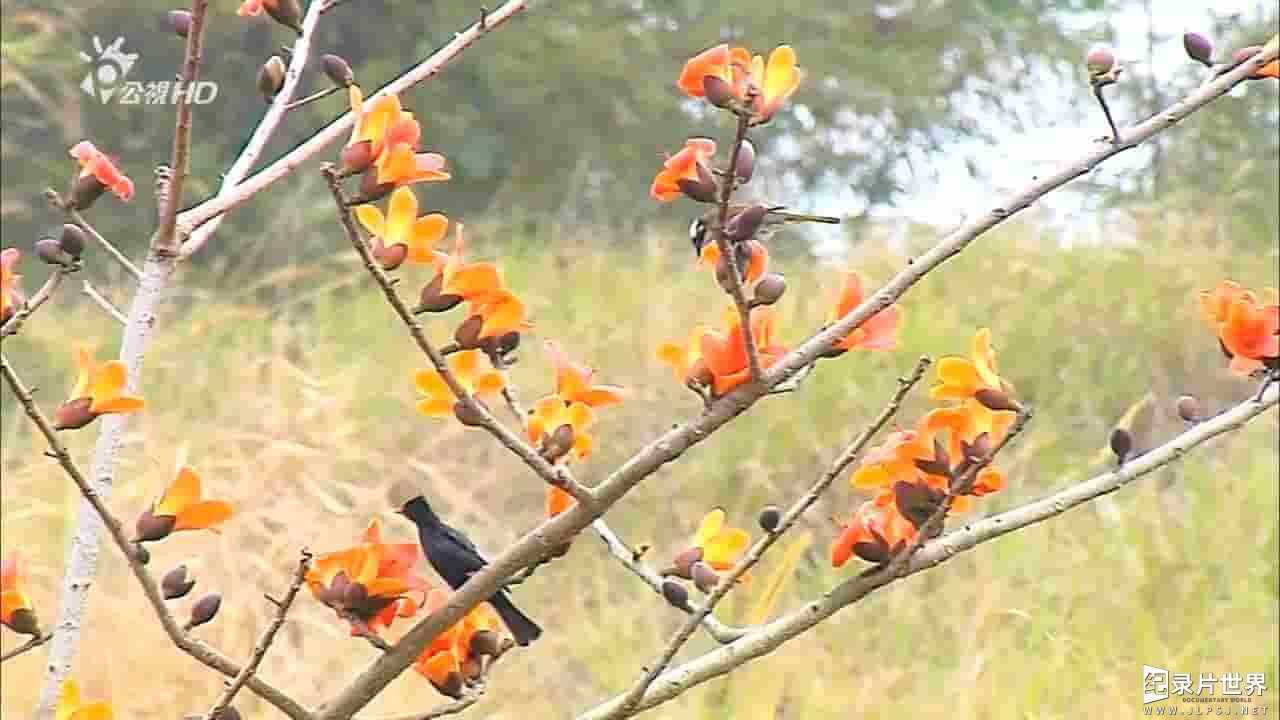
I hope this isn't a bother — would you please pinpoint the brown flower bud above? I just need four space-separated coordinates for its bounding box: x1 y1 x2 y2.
702 75 737 109
59 224 87 258
371 238 407 271
452 400 488 427
1182 32 1214 67
166 9 192 38
134 507 176 543
480 330 521 360
68 174 107 212
162 564 197 600
734 139 756 183
266 0 303 34
676 162 718 203
342 581 370 610
430 669 466 699
690 561 720 593
672 546 703 578
339 140 375 176
1109 427 1133 464
319 54 355 87
357 169 394 204
258 56 287 102
453 314 484 350
415 273 463 314
660 578 690 610
724 204 768 242
1176 395 1200 423
53 397 96 431
540 423 576 463
974 387 1021 413
758 505 782 533
469 628 506 659
4 607 41 636
1086 45 1117 79
35 238 74 268
752 273 786 306
189 593 222 628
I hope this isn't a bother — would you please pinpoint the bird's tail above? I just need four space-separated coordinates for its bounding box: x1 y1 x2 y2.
490 592 542 646
770 209 841 224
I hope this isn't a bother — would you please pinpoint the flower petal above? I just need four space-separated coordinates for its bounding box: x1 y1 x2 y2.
173 500 234 531
355 204 387 239
156 466 202 517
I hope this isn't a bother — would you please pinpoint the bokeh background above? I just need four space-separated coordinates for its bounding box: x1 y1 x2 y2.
2 1 1277 718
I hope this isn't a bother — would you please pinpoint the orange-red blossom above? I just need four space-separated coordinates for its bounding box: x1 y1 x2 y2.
344 87 451 191
53 346 146 430
678 44 802 123
413 588 511 698
700 306 789 395
355 186 449 268
826 271 902 353
1 247 22 323
830 492 917 567
134 466 234 542
69 140 134 202
426 227 532 340
2 551 39 636
1199 280 1279 376
651 138 716 202
306 519 429 636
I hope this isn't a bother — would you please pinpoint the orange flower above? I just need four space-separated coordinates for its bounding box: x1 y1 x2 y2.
929 328 1013 402
433 228 533 339
700 306 790 395
699 240 770 284
656 324 709 384
148 466 234 534
307 519 429 635
1257 59 1279 79
651 138 716 202
413 588 510 698
55 680 113 720
343 87 451 190
69 141 133 201
414 349 505 417
748 46 802 123
826 271 902 352
545 485 576 518
830 492 917 567
1 247 22 323
374 135 450 188
1201 281 1279 376
355 187 449 265
526 396 595 462
686 508 751 573
544 341 625 408
677 44 752 100
347 87 410 163
2 551 39 636
53 346 146 430
1199 280 1249 327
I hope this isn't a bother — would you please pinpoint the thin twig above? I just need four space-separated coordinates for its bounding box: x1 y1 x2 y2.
204 549 313 719
608 357 931 716
284 85 343 110
0 266 71 337
154 0 210 256
176 0 531 251
80 280 128 325
579 384 1279 720
1 355 314 720
321 165 595 508
713 111 761 382
0 633 53 663
361 689 483 720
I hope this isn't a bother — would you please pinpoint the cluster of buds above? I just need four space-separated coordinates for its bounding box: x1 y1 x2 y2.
662 509 751 597
34 224 87 269
1182 31 1280 80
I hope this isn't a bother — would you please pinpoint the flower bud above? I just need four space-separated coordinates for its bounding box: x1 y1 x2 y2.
35 238 74 268
672 546 703 578
416 273 463 313
430 669 466 699
68 174 107 212
725 204 768 242
734 139 756 183
453 314 484 350
1182 32 1214 67
702 75 737 109
758 505 782 533
469 628 506 659
752 273 786 306
166 10 192 38
133 543 151 565
371 238 407 271
266 0 303 34
357 169 394 204
189 593 222 628
1086 45 1116 79
660 578 690 610
339 140 375 176
3 606 41 636
690 561 720 593
258 56 287 102
453 400 488 427
540 423 576 462
974 387 1021 412
134 507 176 543
319 54 355 87
59 224 87 258
676 163 717 204
1176 394 1200 423
1109 427 1133 464
342 581 370 610
53 397 96 430
688 358 713 388
162 564 196 600
481 330 520 360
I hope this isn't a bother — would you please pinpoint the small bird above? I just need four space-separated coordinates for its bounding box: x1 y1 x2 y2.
398 496 543 646
690 204 841 257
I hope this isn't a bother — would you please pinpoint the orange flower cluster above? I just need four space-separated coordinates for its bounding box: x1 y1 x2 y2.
833 329 1019 568
1199 280 1279 377
413 589 512 698
701 306 789 395
53 346 146 431
133 466 234 543
68 141 134 208
306 519 430 636
669 509 752 592
1 247 22 324
420 227 532 340
342 88 451 200
677 44 801 124
2 551 39 636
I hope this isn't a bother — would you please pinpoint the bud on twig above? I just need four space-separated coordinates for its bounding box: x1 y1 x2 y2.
752 273 786 306
319 54 355 87
1086 45 1119 86
1176 394 1201 424
702 75 737 109
67 175 107 212
974 387 1021 413
734 139 756 183
453 400 488 427
188 593 222 628
758 505 782 533
59 224 86 259
1109 427 1133 465
134 507 176 543
1182 32 1214 67
690 561 720 593
660 578 691 610
339 141 375 177
258 56 287 102
162 564 197 600
265 0 303 34
724 204 768 242
35 238 74 268
453 314 484 350
165 10 193 38
677 163 717 203
672 546 703 578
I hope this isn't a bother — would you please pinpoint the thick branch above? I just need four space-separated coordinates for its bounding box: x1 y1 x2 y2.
176 0 530 250
154 0 210 256
1 357 314 720
310 40 1277 720
579 384 1278 719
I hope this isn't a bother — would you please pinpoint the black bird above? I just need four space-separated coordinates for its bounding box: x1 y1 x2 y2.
689 204 841 257
398 495 543 646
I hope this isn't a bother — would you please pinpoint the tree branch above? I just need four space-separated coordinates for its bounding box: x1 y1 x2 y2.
0 632 53 664
713 112 761 381
154 0 210 256
0 265 71 337
307 40 1277 720
578 384 1278 719
80 280 128 325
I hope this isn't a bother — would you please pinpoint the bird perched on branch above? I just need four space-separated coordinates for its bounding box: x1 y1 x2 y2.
689 204 840 257
398 495 543 646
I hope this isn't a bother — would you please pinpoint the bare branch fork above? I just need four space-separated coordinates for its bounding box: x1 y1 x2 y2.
578 384 1279 719
306 40 1279 720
